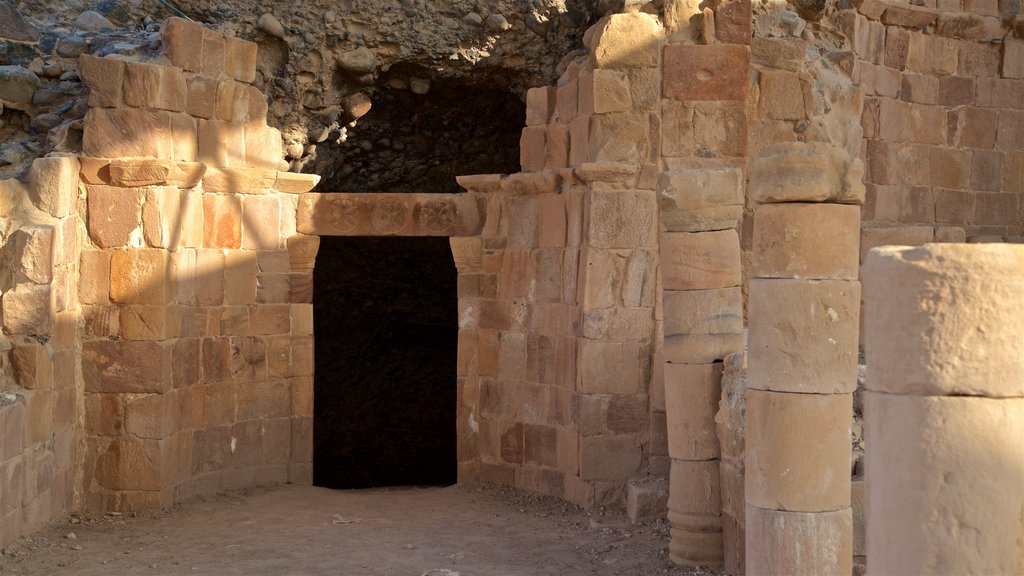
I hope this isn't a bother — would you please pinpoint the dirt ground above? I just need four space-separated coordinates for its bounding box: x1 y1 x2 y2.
0 483 722 576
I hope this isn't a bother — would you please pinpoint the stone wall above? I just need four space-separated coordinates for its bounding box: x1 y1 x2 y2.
72 18 320 511
0 155 82 549
850 0 1024 247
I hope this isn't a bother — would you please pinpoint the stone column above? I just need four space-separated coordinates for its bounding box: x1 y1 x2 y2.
862 244 1024 576
660 167 745 566
744 142 864 575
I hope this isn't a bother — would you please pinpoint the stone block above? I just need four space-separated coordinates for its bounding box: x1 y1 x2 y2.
142 187 183 250
161 17 203 72
520 126 546 172
579 339 645 394
201 28 225 77
658 168 743 232
579 433 642 480
758 70 805 120
123 61 186 112
662 100 747 158
266 335 313 378
669 458 722 518
1 284 53 335
244 123 282 171
664 287 743 340
669 526 724 567
545 124 569 170
79 54 124 107
82 340 169 393
588 112 651 164
749 142 865 204
661 230 741 290
110 248 171 305
120 305 181 341
587 189 657 248
287 235 320 273
745 506 853 576
240 196 281 250
274 172 320 194
745 389 851 512
664 44 749 102
863 244 1024 397
865 393 1023 576
589 13 664 69
714 0 753 44
753 203 860 280
203 195 242 249
748 279 860 393
28 156 80 219
225 37 258 83
124 393 178 439
525 86 556 126
10 225 53 284
626 477 669 523
87 185 142 248
197 120 245 168
185 74 217 119
578 68 632 115
859 226 934 261
664 362 722 461
83 108 172 159
224 250 257 305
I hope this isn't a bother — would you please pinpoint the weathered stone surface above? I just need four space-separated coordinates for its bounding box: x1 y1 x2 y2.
225 37 258 83
525 86 556 126
863 244 1024 397
124 61 186 112
748 279 860 394
749 142 865 204
659 168 743 232
83 108 172 159
587 189 657 248
82 340 169 393
589 13 664 69
661 100 747 158
29 156 80 219
661 230 741 290
10 225 53 284
626 477 669 523
579 339 646 394
866 393 1023 576
745 506 853 576
79 55 124 108
110 249 172 305
298 193 484 237
745 390 851 513
664 44 749 102
587 112 651 164
580 433 642 480
87 186 143 248
753 203 861 280
578 68 632 115
664 363 722 460
1 284 52 335
274 172 320 194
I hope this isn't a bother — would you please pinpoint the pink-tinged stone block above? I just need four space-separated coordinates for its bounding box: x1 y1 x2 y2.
664 44 750 102
82 340 170 393
203 195 242 249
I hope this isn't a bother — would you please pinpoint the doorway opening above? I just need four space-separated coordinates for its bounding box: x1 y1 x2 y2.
313 235 458 488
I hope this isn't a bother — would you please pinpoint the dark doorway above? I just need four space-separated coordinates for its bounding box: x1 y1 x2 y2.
313 235 458 488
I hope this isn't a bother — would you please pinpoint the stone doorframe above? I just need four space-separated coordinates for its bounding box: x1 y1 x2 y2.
296 188 488 483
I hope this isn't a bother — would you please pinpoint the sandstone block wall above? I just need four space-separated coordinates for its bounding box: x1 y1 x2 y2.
850 0 1024 246
0 156 82 549
73 18 320 511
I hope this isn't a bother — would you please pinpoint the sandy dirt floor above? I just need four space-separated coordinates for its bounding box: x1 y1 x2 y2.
0 483 722 576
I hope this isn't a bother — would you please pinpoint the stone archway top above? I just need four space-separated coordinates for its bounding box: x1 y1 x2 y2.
297 192 485 237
